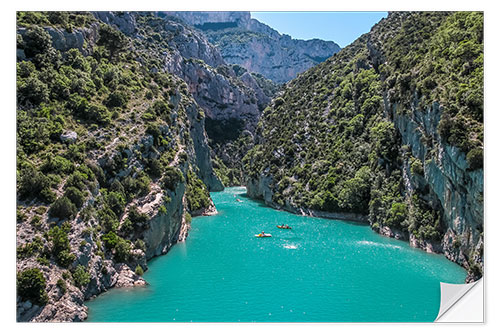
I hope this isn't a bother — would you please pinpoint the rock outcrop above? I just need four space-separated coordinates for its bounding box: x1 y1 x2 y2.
92 11 137 36
17 24 99 56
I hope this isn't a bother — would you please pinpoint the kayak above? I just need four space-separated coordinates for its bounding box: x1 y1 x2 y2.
255 233 272 238
277 225 292 229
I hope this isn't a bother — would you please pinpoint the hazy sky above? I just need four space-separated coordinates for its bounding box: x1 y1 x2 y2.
250 12 388 48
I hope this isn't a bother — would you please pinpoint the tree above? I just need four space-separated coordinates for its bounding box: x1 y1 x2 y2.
163 167 183 191
114 237 131 262
23 26 52 58
466 148 483 170
97 24 128 60
65 186 86 208
48 225 75 267
17 268 49 305
72 265 90 288
49 196 77 220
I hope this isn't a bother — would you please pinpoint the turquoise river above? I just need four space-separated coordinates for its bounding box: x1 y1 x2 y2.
86 187 466 322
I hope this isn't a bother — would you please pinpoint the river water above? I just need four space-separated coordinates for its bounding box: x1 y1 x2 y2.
86 186 466 322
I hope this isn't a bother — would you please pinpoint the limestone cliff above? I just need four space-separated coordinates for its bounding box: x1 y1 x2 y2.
166 11 341 83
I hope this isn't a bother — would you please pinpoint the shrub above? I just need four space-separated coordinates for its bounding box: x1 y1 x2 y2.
158 205 167 215
135 265 144 276
56 278 67 294
65 186 86 208
386 202 407 227
134 239 146 252
146 123 161 144
85 103 112 125
128 206 149 225
22 26 52 58
135 173 151 197
65 171 87 191
18 166 56 203
105 191 126 216
72 265 90 288
30 215 42 228
151 100 170 116
466 148 483 170
47 11 70 26
48 225 75 267
163 167 183 191
99 207 119 232
17 76 50 105
17 268 49 305
49 196 77 220
110 179 125 194
410 158 424 176
114 237 131 262
186 171 211 211
146 158 163 178
105 90 129 108
102 231 118 249
119 218 133 234
37 257 50 266
41 155 74 175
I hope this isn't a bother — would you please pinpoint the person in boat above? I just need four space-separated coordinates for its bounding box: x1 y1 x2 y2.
281 224 285 228
260 231 265 236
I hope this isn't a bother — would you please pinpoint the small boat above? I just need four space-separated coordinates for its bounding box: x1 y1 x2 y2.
236 199 242 202
277 225 292 229
255 233 272 238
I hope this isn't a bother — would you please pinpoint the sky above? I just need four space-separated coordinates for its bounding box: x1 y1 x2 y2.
250 12 388 48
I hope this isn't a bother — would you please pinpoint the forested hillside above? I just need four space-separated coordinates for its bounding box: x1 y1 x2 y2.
243 12 483 281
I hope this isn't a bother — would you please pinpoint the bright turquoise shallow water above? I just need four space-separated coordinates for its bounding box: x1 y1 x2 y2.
86 187 466 322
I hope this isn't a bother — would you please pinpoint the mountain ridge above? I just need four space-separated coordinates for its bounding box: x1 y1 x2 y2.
165 11 341 83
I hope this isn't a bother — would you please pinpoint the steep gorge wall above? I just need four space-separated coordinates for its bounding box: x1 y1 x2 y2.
244 12 483 282
390 102 483 278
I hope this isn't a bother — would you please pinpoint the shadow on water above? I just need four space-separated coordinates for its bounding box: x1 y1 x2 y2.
239 191 369 228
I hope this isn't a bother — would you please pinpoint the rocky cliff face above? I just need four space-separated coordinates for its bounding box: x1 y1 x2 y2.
391 102 483 280
130 13 266 147
166 11 341 83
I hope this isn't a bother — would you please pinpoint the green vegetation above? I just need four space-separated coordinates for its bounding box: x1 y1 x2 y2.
56 278 67 294
17 268 49 305
378 12 483 154
16 12 209 297
135 265 144 276
17 11 94 30
48 223 76 267
163 166 184 191
97 24 128 60
72 265 90 288
49 196 77 220
186 170 211 212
